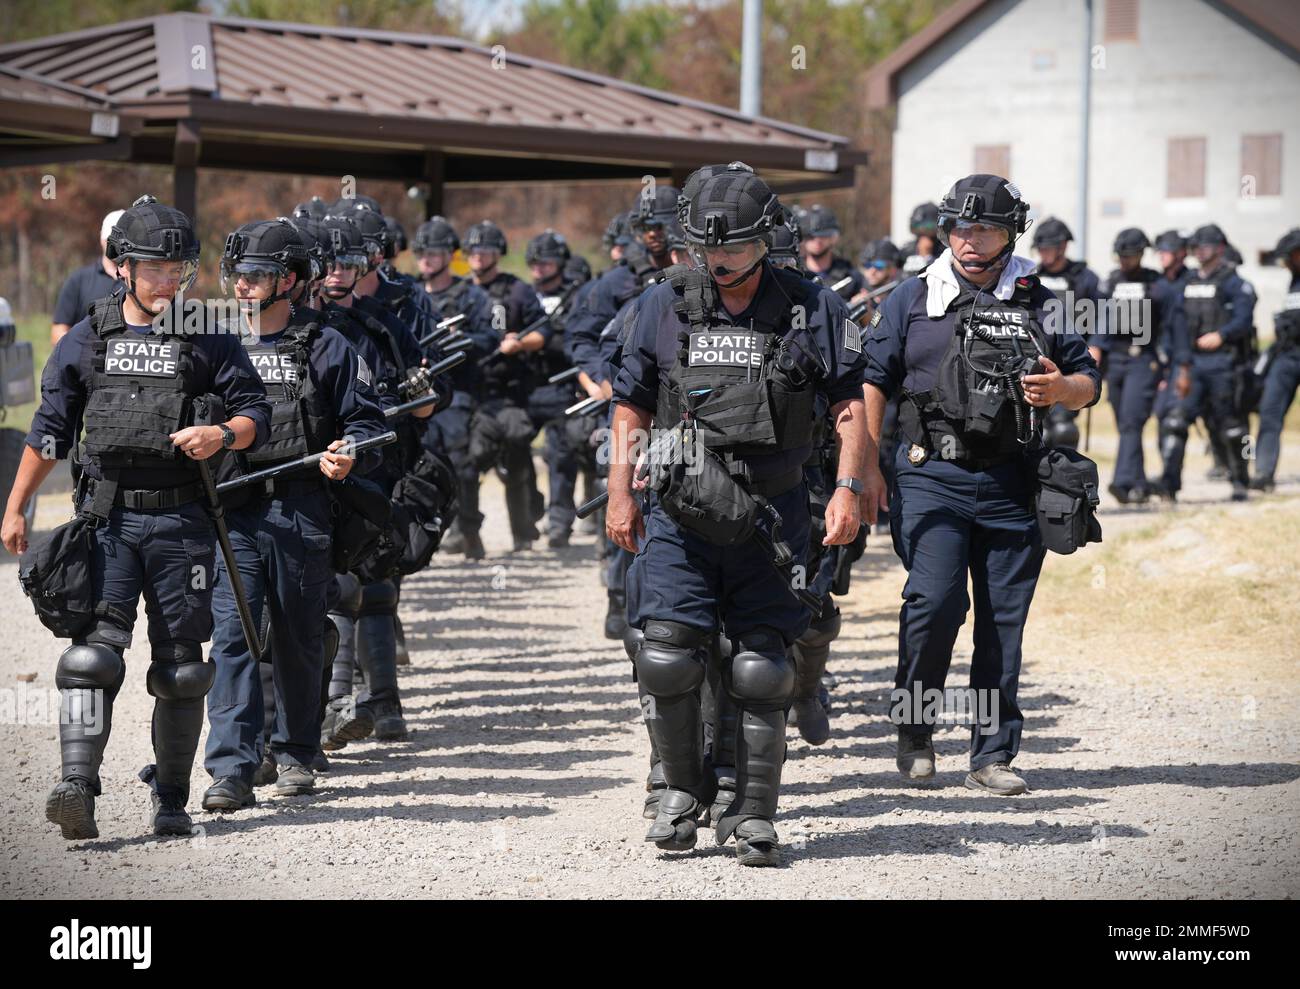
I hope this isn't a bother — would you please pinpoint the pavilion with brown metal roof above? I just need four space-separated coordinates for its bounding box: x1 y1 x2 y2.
0 12 866 222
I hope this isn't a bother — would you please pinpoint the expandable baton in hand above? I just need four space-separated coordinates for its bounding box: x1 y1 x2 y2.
381 350 467 420
477 313 553 367
215 431 398 494
548 366 582 386
198 457 263 662
575 424 683 520
846 279 900 323
830 276 854 295
417 312 466 348
566 396 609 417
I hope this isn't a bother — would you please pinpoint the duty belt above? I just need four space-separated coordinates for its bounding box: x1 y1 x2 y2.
99 480 205 510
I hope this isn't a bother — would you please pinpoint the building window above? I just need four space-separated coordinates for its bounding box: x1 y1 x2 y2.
1104 0 1139 43
1241 134 1282 196
1167 137 1206 198
974 144 1011 178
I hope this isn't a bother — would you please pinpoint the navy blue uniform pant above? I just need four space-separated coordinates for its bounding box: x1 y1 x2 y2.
205 489 333 781
627 484 812 644
889 449 1045 770
424 398 482 534
1159 353 1242 493
1255 347 1300 482
1105 350 1161 492
528 384 579 537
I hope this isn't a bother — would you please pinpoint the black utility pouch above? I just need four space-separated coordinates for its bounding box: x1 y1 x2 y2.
19 515 96 637
1031 446 1103 555
658 444 760 547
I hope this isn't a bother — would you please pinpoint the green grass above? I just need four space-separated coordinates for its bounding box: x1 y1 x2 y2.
2 311 53 434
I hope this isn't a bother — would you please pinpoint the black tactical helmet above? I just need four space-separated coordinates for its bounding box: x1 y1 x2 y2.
1032 216 1074 248
384 215 407 258
1190 223 1228 247
525 229 571 265
465 220 508 255
936 174 1030 245
679 161 755 218
1113 227 1151 256
859 237 902 268
318 214 370 268
222 219 310 281
564 254 593 284
632 184 680 231
681 165 783 247
1272 227 1300 261
768 219 802 266
285 211 328 283
331 194 382 215
292 196 330 219
413 216 460 253
1224 243 1243 265
665 218 689 253
602 211 634 251
1154 229 1188 252
800 204 840 239
106 195 200 264
909 202 939 236
346 204 391 258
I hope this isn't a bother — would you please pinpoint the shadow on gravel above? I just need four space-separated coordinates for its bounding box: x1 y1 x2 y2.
787 820 1148 860
324 746 634 775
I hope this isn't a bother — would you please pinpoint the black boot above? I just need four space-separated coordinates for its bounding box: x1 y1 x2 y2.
604 590 628 640
790 608 839 746
143 694 204 836
716 706 786 864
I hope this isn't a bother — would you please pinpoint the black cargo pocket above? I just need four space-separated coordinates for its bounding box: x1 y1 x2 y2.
688 381 777 449
180 533 217 638
83 389 189 459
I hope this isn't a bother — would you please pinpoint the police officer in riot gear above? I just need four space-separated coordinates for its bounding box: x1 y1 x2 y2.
527 229 587 546
466 220 549 551
900 203 940 276
1091 228 1189 504
609 164 868 865
1032 217 1100 450
797 204 865 301
1154 230 1192 288
200 220 387 810
1158 223 1256 501
1251 228 1300 491
414 216 498 558
316 213 435 744
862 175 1101 795
2 196 272 838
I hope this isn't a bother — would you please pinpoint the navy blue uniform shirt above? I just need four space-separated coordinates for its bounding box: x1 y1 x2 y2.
614 264 868 478
863 273 1102 403
321 300 398 411
567 261 663 382
1092 268 1190 365
28 308 272 472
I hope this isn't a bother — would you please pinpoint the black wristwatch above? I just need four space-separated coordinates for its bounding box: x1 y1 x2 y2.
218 424 236 450
835 477 863 495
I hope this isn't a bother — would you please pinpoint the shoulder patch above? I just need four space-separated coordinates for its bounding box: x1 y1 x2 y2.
870 309 883 328
843 316 862 354
356 355 372 387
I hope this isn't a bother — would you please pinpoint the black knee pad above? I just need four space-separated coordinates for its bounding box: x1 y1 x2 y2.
622 624 644 663
636 620 708 697
1161 407 1189 439
146 641 213 700
796 607 841 651
332 573 362 620
729 628 795 706
56 643 124 691
358 579 399 617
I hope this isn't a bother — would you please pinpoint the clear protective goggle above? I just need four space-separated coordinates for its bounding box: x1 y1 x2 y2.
686 238 766 268
326 254 368 273
130 257 199 292
220 261 286 294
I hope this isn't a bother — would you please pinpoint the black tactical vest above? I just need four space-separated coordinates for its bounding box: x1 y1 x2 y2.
1182 265 1234 341
898 277 1047 463
81 296 201 486
1037 260 1089 301
1277 286 1300 349
533 278 583 380
240 317 336 467
428 278 471 322
1102 267 1162 354
655 266 820 468
326 302 405 396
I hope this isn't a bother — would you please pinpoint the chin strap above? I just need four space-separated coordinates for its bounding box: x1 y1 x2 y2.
712 255 767 290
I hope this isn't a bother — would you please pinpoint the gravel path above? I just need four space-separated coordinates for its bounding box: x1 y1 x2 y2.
2 441 1297 900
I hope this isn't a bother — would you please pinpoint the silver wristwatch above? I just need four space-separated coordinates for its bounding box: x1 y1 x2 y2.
835 477 863 495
